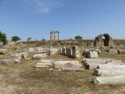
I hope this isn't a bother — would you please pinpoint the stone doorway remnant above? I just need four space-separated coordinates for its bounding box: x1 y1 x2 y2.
94 33 114 47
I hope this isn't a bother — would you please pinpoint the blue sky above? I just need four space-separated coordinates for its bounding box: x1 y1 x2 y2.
0 0 125 41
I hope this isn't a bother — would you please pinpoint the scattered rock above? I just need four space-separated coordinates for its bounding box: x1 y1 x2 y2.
35 59 54 68
54 60 82 70
49 48 58 55
32 53 46 60
0 49 8 54
108 49 118 54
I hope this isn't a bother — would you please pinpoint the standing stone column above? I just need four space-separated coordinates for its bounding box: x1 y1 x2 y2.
54 32 56 40
51 32 54 40
50 32 52 40
58 32 60 40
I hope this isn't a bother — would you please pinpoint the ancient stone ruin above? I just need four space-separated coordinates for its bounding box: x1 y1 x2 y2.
94 33 114 47
60 46 81 58
50 31 60 40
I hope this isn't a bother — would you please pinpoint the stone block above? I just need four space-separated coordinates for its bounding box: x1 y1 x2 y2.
92 75 125 85
118 49 125 54
94 69 125 76
97 64 125 70
83 58 123 70
35 59 54 68
49 48 58 55
35 47 44 52
0 59 15 64
28 48 34 52
0 49 8 54
62 47 66 55
54 60 82 69
32 53 46 60
62 68 84 71
66 48 72 57
108 49 118 54
87 51 98 58
40 59 54 63
83 58 106 69
35 63 53 68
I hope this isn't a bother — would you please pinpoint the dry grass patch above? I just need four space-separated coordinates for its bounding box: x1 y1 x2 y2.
1 48 125 93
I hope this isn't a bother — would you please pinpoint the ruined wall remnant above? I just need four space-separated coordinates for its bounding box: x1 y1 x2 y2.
94 33 114 47
60 46 81 58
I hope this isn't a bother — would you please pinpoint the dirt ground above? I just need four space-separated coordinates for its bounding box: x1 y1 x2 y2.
0 52 125 94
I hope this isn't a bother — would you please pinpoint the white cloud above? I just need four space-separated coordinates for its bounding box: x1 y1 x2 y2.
24 0 63 13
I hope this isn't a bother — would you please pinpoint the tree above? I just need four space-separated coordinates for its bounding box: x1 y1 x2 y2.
11 36 21 43
75 35 83 40
27 37 32 41
42 39 46 41
0 31 8 45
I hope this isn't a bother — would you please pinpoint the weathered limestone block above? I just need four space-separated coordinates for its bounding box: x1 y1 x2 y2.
66 48 72 57
66 48 70 56
17 48 27 52
49 48 58 55
12 54 21 63
118 49 125 54
35 47 44 52
83 58 106 69
93 75 125 85
12 52 28 63
35 59 54 68
83 58 123 69
14 58 21 63
20 52 28 59
106 60 123 65
28 48 34 52
63 68 84 71
35 62 53 68
60 48 63 54
0 49 8 54
94 69 125 76
108 49 118 54
0 59 15 64
61 46 81 58
84 58 105 63
71 46 81 58
40 59 54 63
84 62 103 69
95 49 102 54
83 49 89 56
62 47 66 55
32 53 46 60
75 49 81 58
54 60 82 69
85 51 98 58
97 64 125 70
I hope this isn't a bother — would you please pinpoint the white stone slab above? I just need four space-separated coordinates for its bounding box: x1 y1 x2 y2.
93 75 125 85
95 69 125 76
54 60 82 69
32 53 46 60
97 64 125 70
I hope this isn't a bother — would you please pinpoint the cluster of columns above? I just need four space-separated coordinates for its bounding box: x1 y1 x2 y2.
50 31 60 40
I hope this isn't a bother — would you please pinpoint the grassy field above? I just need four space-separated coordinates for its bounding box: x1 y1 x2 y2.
0 49 125 94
